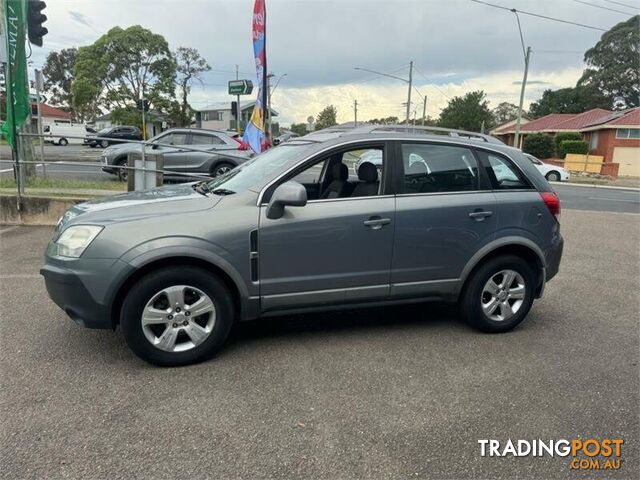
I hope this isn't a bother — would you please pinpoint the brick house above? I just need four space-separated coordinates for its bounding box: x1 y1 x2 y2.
30 103 72 126
491 108 640 177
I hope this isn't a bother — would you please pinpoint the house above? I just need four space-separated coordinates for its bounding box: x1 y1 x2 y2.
195 101 278 132
93 110 168 138
31 103 71 125
492 108 640 177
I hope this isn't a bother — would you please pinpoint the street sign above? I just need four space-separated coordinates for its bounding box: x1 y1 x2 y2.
228 79 253 95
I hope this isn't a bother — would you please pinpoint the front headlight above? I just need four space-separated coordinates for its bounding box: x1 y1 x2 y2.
55 225 103 258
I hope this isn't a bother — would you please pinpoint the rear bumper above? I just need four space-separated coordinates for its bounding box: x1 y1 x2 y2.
545 232 564 282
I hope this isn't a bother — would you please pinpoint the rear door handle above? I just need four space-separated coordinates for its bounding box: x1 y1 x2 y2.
363 217 391 230
469 210 493 221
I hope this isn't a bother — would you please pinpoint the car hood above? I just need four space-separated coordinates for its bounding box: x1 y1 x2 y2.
58 183 221 229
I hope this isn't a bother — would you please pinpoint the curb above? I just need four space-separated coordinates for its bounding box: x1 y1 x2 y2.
550 181 640 192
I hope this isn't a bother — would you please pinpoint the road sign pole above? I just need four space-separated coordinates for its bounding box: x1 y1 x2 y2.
236 65 241 133
35 69 46 177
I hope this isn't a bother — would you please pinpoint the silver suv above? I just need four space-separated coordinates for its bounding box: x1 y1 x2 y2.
42 126 563 366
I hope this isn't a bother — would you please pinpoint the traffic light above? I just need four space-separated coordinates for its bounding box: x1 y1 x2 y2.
231 101 238 119
136 99 150 112
27 0 48 47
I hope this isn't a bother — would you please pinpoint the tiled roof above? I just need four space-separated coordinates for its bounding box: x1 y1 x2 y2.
38 104 71 118
607 108 640 126
550 108 611 130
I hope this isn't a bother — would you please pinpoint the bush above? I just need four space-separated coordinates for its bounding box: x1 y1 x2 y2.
523 133 555 159
558 140 589 158
554 132 582 153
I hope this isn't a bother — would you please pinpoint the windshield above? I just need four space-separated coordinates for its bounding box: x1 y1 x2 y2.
207 143 312 193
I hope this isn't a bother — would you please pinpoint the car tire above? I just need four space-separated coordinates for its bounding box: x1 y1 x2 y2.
58 138 68 146
210 161 235 177
460 254 536 333
89 143 96 148
120 266 234 367
100 140 109 148
115 158 128 181
545 171 561 182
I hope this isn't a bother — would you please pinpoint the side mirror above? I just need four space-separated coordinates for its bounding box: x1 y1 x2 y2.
266 181 307 219
151 144 159 150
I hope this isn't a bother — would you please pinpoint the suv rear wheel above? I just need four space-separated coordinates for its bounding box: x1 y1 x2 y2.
120 266 234 366
460 254 535 333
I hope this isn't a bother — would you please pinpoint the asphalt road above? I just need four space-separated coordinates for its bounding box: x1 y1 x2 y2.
0 210 638 479
553 183 640 214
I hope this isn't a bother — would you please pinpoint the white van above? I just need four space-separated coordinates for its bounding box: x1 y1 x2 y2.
44 123 87 146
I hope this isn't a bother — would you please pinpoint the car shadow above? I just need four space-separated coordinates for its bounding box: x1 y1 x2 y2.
225 301 462 350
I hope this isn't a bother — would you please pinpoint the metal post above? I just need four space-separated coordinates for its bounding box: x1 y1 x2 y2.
140 90 147 188
422 96 427 126
236 64 241 134
35 69 46 177
354 99 358 127
267 73 273 141
141 88 147 141
514 46 531 149
406 60 413 125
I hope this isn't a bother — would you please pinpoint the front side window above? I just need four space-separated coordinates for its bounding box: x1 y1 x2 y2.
287 147 384 200
478 151 529 190
400 143 479 194
158 132 188 146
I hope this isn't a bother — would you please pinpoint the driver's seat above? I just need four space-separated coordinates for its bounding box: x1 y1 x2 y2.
321 163 349 199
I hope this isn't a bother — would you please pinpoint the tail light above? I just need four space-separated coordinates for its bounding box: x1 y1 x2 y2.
234 138 249 150
540 192 560 220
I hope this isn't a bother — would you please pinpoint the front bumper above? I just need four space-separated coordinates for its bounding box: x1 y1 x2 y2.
41 264 112 329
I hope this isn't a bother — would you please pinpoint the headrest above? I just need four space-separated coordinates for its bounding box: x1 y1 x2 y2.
407 161 428 175
332 162 348 181
358 162 378 182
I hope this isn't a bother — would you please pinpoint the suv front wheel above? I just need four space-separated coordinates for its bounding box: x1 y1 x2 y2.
460 255 536 333
120 266 234 366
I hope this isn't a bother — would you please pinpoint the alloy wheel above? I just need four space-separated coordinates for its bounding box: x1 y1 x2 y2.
141 285 216 352
480 269 526 322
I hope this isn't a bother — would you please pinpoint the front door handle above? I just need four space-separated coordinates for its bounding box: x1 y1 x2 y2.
469 210 493 221
363 216 391 230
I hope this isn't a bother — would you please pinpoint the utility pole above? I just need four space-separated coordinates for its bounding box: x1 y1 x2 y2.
405 60 413 125
422 96 427 126
34 69 46 177
236 64 241 134
266 73 273 141
141 87 147 141
514 46 531 149
353 99 358 126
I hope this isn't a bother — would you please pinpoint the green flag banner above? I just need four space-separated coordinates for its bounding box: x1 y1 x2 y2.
1 0 30 149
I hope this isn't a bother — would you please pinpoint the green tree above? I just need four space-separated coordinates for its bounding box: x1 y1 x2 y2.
523 133 555 159
174 47 211 127
42 48 77 116
528 85 612 118
290 122 308 136
578 15 640 108
438 91 494 132
315 105 338 130
72 26 176 119
492 102 519 126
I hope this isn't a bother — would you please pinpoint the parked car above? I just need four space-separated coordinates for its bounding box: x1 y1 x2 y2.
43 123 88 146
84 126 98 145
524 153 570 182
101 128 253 181
89 125 142 148
273 131 300 145
41 125 563 366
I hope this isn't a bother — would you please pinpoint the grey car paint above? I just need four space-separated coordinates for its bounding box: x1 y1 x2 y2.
42 130 562 332
101 128 252 178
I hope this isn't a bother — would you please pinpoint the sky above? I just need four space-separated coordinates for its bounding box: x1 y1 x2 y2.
28 0 640 125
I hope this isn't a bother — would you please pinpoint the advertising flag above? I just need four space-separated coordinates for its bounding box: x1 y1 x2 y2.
1 0 30 149
242 0 268 153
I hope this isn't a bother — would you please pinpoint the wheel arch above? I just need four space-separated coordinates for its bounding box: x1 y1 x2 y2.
109 255 248 329
456 238 546 299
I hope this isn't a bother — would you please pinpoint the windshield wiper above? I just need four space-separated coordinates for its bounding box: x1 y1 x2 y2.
191 180 211 196
211 188 235 196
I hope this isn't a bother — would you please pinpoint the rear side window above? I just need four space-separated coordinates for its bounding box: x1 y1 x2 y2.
400 143 479 194
477 151 530 190
191 133 225 145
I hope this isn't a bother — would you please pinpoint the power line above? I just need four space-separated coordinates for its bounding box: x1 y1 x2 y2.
413 64 451 101
571 0 635 15
602 0 639 10
468 0 608 31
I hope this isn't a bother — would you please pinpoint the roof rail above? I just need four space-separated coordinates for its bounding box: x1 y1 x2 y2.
357 124 504 144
